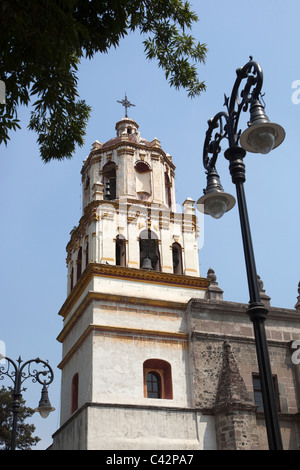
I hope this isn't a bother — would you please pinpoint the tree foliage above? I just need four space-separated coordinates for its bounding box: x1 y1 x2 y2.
0 0 207 162
0 385 40 450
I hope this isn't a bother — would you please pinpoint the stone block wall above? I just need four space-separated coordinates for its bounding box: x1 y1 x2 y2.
187 298 300 449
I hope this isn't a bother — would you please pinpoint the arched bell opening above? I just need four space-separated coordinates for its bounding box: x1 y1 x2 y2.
139 229 160 272
103 161 117 200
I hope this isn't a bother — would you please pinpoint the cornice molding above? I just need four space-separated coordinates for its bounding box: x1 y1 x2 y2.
58 323 189 369
190 330 295 350
89 263 209 288
57 289 190 340
81 133 176 175
187 298 300 322
58 263 209 321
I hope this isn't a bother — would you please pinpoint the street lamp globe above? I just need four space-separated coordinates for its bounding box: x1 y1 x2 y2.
35 384 55 419
204 196 228 219
240 100 285 154
196 168 236 219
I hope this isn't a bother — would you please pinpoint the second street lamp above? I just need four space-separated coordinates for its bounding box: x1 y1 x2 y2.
197 57 285 450
0 355 55 450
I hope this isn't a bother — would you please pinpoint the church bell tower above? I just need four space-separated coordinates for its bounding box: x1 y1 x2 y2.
53 103 210 450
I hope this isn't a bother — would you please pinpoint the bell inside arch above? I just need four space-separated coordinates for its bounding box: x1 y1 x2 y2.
141 256 153 270
105 179 111 200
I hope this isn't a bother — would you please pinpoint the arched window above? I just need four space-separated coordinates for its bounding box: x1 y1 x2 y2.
139 229 160 271
76 247 82 281
71 373 79 414
83 174 90 207
85 240 89 268
165 172 172 208
103 161 117 200
172 242 183 275
116 235 126 266
70 265 74 291
146 372 162 398
135 161 151 200
143 359 173 399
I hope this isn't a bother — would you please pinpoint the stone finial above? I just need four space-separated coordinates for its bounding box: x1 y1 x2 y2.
205 268 223 300
257 274 264 292
182 198 195 215
151 137 161 148
207 267 217 284
257 274 271 307
295 282 300 311
91 140 103 150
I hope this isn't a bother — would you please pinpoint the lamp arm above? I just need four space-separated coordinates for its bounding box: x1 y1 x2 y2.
0 356 19 392
19 357 54 387
229 58 263 117
228 59 263 137
203 111 235 171
0 356 54 392
203 58 264 172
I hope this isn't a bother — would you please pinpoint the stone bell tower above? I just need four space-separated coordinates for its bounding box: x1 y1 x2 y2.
52 108 211 450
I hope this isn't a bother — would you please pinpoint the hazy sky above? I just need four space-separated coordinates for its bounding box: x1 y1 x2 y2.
1 1 299 449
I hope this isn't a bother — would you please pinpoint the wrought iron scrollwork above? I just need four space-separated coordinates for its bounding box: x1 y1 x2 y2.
0 356 54 390
203 57 264 171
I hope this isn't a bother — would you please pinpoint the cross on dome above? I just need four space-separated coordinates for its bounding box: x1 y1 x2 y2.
117 93 136 118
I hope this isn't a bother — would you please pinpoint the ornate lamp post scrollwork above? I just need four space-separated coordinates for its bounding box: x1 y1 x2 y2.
0 355 55 450
197 58 285 450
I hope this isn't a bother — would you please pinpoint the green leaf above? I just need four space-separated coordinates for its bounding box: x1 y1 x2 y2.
0 0 207 161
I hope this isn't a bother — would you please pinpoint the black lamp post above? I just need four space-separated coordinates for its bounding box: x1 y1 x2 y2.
197 58 285 450
0 355 55 450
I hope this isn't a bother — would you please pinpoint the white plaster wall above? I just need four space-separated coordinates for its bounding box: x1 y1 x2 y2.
61 303 94 358
53 408 88 450
60 339 93 425
92 276 205 303
53 406 217 450
91 332 191 407
86 406 217 450
92 301 186 334
63 280 94 328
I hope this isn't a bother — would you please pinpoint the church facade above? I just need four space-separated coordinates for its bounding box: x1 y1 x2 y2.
52 116 300 450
